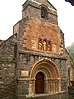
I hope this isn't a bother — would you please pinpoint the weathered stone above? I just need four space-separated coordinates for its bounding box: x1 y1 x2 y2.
0 0 74 99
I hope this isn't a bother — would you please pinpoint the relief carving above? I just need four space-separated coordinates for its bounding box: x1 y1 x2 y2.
38 38 52 52
38 38 43 50
43 39 47 51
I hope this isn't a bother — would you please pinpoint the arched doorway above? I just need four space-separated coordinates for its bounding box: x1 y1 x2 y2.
35 72 44 94
29 59 60 95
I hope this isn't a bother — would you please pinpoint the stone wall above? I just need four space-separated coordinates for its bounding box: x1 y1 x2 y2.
17 50 67 96
65 49 74 86
0 34 17 99
22 1 58 25
22 17 62 54
13 17 64 55
0 40 4 44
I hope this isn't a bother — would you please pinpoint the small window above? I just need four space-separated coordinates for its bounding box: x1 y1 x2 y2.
41 6 48 19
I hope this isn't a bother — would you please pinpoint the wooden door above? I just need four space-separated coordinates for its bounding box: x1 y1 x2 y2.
35 72 44 94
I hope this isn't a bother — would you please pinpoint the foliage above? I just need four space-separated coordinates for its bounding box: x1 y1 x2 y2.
65 0 74 6
66 42 74 63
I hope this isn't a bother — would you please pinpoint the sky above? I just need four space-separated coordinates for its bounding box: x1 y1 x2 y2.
0 0 74 47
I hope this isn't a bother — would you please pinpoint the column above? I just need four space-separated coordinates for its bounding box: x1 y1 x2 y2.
29 79 35 96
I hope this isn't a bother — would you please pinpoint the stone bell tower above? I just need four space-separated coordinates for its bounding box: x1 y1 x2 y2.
20 0 64 55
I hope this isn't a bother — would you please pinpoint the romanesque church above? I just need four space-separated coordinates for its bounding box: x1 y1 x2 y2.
0 0 74 99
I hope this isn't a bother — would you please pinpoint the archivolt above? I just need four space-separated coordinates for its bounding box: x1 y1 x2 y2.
30 59 60 79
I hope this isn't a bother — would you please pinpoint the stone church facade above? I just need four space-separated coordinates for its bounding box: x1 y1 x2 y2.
0 0 74 99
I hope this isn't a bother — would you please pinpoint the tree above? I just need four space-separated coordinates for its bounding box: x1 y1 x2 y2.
65 0 74 6
67 43 74 63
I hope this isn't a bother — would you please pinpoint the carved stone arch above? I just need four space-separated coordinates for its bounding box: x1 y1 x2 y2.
44 38 47 41
29 59 61 95
30 59 60 79
47 40 52 52
38 38 43 50
34 69 48 80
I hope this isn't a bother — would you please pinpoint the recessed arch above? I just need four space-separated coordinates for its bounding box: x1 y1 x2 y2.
29 59 61 95
30 59 60 79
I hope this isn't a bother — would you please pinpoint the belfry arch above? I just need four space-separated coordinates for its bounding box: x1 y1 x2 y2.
29 59 61 95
